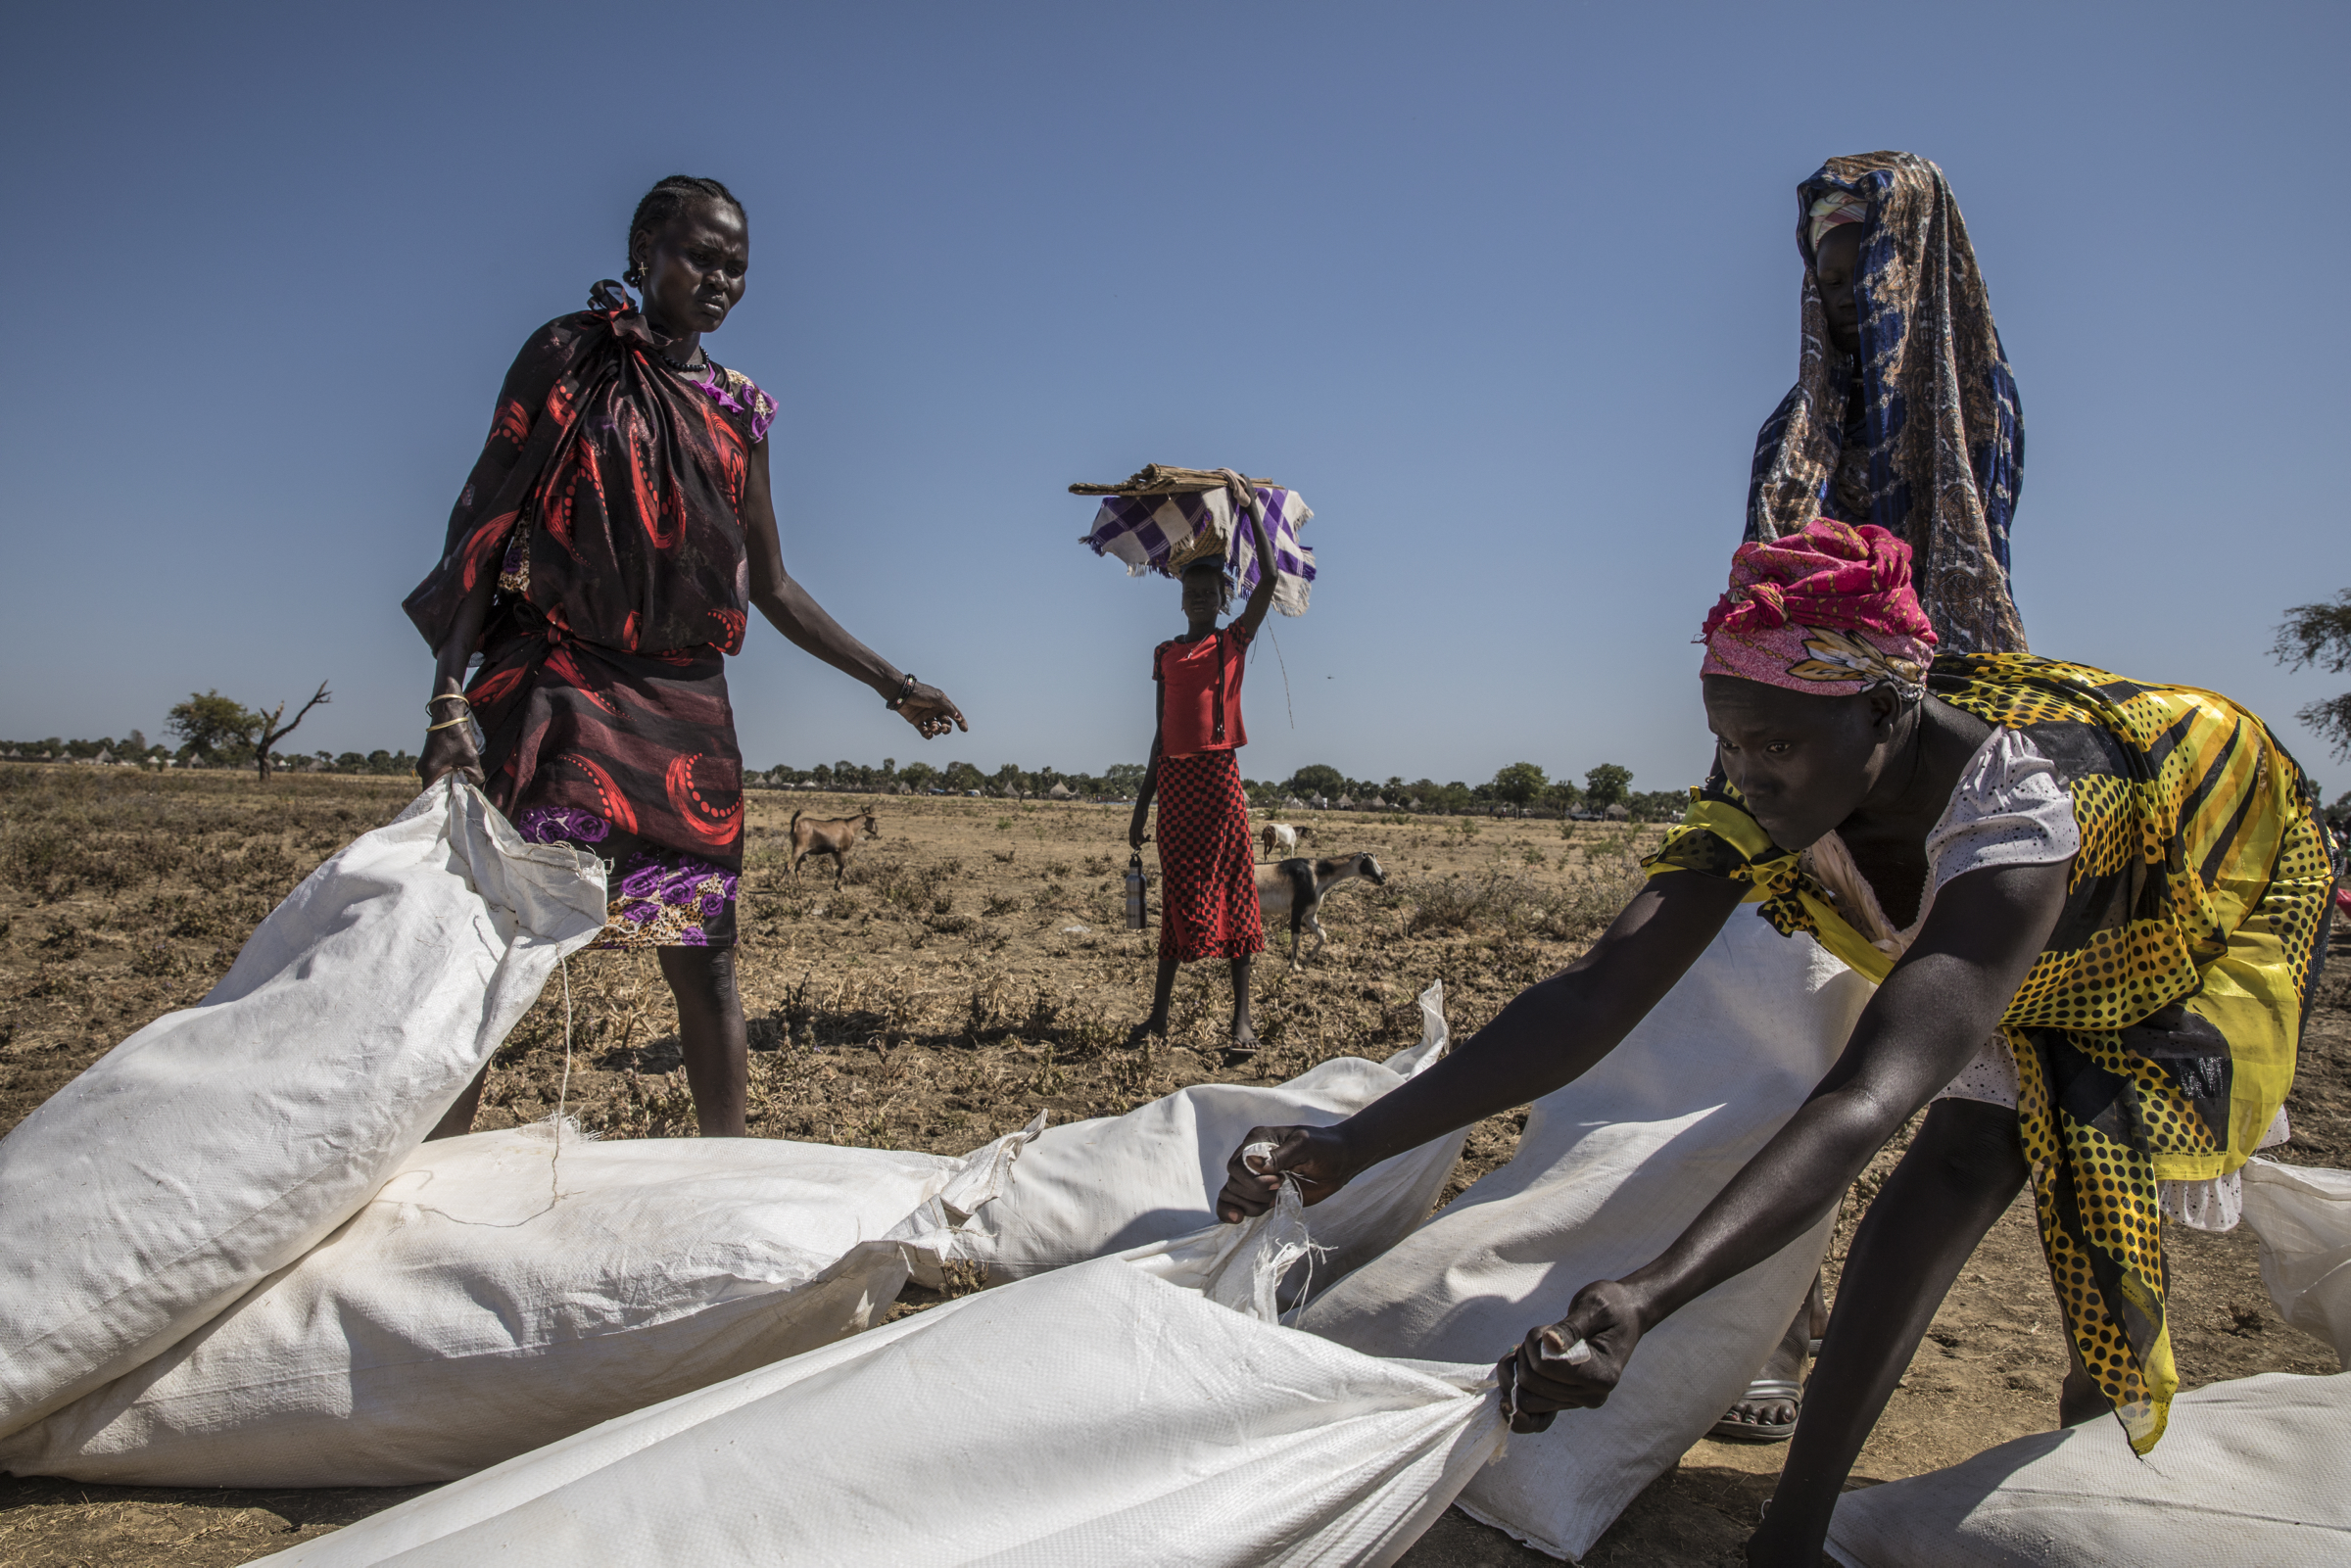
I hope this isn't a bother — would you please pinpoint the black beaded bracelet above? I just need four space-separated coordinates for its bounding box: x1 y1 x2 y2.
885 674 918 711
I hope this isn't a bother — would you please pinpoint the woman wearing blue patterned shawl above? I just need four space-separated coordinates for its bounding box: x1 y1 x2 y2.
1748 151 2028 656
1715 150 2032 1445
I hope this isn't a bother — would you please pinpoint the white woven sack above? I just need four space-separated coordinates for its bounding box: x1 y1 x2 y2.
949 979 1464 1306
0 780 603 1440
1823 1160 2351 1564
2240 1157 2351 1364
1824 1370 2351 1567
0 1118 1036 1486
269 1192 1509 1568
1298 912 1875 1559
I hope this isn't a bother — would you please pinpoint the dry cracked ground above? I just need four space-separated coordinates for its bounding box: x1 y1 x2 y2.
1 766 2343 1566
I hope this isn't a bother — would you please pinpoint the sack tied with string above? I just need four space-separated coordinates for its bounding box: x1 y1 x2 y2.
266 1188 1510 1568
0 781 604 1442
0 1118 1035 1487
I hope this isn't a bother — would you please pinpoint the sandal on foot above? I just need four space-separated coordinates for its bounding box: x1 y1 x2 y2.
1709 1378 1802 1443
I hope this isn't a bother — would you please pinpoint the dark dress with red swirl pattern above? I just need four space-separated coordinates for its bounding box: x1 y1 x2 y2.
405 288 777 948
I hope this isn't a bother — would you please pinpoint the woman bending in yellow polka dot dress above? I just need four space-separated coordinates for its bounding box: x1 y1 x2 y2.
1215 520 2335 1568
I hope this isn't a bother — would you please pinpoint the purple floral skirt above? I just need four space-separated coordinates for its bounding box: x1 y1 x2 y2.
516 805 740 949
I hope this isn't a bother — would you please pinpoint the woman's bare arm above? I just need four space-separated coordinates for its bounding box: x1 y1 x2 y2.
1130 680 1165 850
741 442 966 738
1507 857 2070 1416
1229 478 1281 640
1216 868 1746 1219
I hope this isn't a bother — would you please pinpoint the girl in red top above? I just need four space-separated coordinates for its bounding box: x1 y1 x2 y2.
1128 479 1281 1054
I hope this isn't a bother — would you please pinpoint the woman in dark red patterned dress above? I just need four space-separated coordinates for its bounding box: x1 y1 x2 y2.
1128 482 1277 1054
408 175 965 1137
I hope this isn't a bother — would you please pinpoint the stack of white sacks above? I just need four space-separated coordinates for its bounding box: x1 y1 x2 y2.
0 784 1475 1522
15 783 2337 1563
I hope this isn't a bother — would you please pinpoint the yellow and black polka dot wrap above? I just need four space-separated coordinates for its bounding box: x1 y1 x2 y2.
1645 653 2334 1453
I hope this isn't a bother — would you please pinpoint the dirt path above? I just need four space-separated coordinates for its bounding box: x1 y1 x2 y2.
0 766 2340 1565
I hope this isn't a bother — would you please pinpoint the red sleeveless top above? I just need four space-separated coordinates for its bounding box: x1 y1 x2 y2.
1154 623 1252 756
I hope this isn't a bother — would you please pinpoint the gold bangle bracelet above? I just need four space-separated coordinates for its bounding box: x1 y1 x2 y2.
425 715 473 732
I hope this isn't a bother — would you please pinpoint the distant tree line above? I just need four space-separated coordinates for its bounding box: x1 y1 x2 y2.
7 684 403 782
22 729 2341 827
1264 761 1687 821
5 730 1703 821
750 757 1696 821
1 730 419 780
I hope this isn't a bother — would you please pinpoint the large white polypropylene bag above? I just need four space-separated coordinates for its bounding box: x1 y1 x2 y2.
1298 913 1875 1560
949 979 1464 1305
2240 1158 2351 1364
0 780 604 1441
1824 1370 2351 1566
0 1118 1035 1487
266 1195 1510 1568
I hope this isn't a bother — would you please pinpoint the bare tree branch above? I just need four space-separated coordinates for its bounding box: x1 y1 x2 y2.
254 681 333 784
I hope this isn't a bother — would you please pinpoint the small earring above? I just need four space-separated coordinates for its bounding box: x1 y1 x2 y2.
623 263 645 288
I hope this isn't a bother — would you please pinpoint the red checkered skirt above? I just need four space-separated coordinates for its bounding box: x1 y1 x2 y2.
1154 750 1266 962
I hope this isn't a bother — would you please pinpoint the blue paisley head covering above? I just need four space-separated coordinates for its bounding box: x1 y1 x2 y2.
1746 151 2027 655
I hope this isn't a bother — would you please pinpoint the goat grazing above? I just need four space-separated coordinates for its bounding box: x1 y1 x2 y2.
1261 823 1299 859
789 808 880 886
1254 852 1387 971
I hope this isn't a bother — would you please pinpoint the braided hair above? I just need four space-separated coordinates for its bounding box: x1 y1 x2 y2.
623 175 744 288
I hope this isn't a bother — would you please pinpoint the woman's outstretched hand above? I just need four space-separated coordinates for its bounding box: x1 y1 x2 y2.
1497 1279 1646 1434
894 683 967 740
1215 1123 1360 1221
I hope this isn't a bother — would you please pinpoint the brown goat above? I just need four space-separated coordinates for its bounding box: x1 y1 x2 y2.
1254 852 1387 971
789 807 880 886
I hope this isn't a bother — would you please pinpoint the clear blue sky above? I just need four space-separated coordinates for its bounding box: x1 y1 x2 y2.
3 2 2344 798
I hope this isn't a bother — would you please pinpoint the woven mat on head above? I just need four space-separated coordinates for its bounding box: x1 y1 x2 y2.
1069 464 1277 497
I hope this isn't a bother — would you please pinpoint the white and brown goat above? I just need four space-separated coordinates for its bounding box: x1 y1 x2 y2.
1254 852 1387 971
1260 822 1314 859
789 807 880 886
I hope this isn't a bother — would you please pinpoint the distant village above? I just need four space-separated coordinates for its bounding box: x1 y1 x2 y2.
0 734 1689 822
0 734 421 778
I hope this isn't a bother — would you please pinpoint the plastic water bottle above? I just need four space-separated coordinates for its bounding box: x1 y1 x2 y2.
1126 853 1147 930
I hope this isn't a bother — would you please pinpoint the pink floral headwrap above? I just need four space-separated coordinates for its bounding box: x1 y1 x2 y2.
1699 519 1939 696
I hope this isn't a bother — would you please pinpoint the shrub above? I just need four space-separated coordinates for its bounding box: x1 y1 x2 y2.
1404 858 1641 942
0 826 78 899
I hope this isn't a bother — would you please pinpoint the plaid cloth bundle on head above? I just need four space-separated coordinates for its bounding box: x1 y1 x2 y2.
1076 469 1317 617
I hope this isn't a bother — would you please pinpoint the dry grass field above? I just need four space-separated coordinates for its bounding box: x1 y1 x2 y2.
0 762 2343 1566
